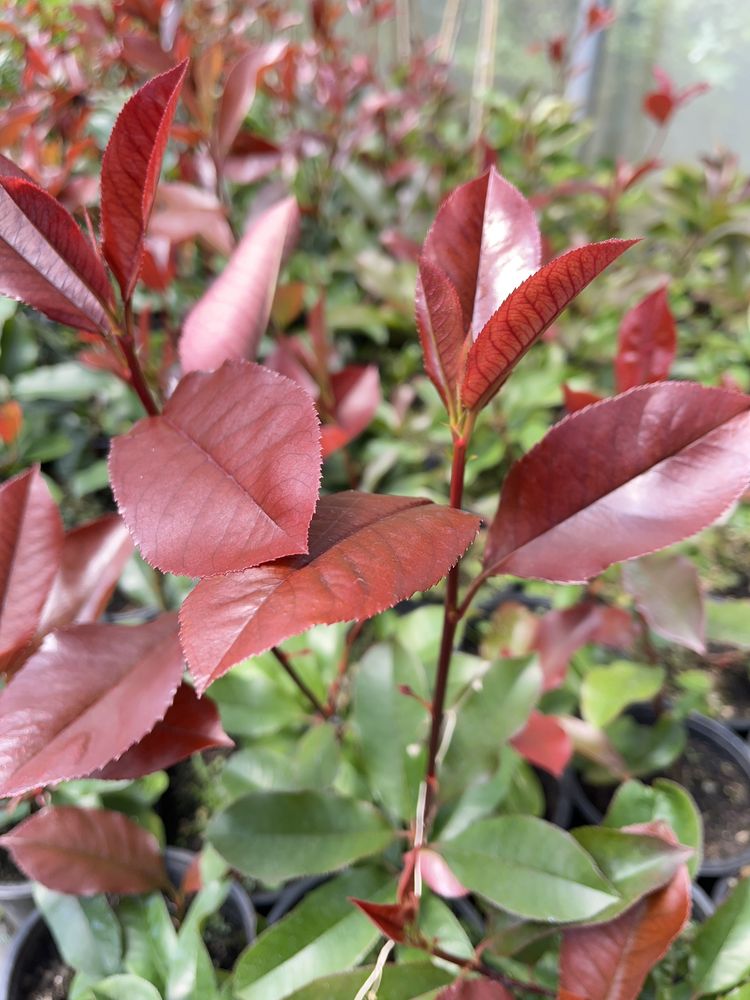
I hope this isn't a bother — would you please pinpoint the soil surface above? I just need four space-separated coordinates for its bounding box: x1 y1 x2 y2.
17 928 73 1000
711 661 750 728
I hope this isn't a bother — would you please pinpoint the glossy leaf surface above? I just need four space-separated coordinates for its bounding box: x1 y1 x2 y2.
615 286 677 393
484 383 750 582
180 197 300 372
0 615 183 796
34 887 121 980
101 61 188 300
691 877 750 996
182 492 480 692
284 964 451 1000
622 553 705 653
415 260 469 415
110 361 321 577
437 815 619 922
462 239 636 411
0 179 110 332
208 790 394 882
581 661 665 729
95 684 232 780
37 514 133 634
0 467 63 668
1 805 167 894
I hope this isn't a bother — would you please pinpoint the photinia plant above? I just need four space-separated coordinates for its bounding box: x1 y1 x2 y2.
2 63 750 999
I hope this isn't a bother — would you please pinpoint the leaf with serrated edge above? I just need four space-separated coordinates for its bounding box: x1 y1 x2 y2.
484 383 750 583
0 616 183 797
109 360 322 577
181 492 480 693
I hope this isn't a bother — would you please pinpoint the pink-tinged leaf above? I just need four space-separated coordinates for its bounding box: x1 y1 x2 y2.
0 179 112 332
0 154 34 182
215 42 288 160
320 365 381 458
181 492 481 692
622 553 705 654
643 92 674 126
0 468 63 670
420 167 541 340
415 260 468 415
94 684 232 780
558 716 630 780
534 603 636 691
349 898 412 943
563 384 604 413
559 866 691 1000
615 286 677 393
437 981 514 999
418 848 468 899
0 615 183 797
109 360 321 577
149 181 233 256
484 383 750 583
179 197 300 372
462 240 637 412
36 514 133 635
101 60 188 301
510 711 572 777
0 806 168 895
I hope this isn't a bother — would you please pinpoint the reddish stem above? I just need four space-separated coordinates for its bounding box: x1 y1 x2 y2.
120 304 160 416
271 646 331 719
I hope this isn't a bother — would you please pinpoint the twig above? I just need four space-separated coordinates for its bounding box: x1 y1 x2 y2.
430 946 557 998
271 646 331 719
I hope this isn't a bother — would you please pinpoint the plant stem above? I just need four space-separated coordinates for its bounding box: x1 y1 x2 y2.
271 646 331 719
430 946 556 998
326 620 364 714
120 304 160 416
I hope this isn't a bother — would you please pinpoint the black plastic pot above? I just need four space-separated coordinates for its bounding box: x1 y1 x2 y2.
570 713 750 878
691 883 715 921
0 874 35 932
0 847 256 1000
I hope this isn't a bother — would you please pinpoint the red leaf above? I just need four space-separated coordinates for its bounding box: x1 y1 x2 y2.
622 553 705 654
149 182 233 256
320 365 381 457
36 514 133 635
0 806 168 895
0 615 183 797
510 711 572 777
215 42 288 159
559 866 691 1000
0 468 63 670
0 400 22 444
418 848 468 898
461 240 637 412
437 981 514 999
350 898 412 943
415 260 468 415
615 286 677 393
534 603 636 691
94 684 232 780
179 197 300 372
0 154 34 181
643 92 674 126
0 179 112 332
563 385 604 413
484 383 750 583
109 360 321 577
181 492 481 692
101 60 188 301
420 167 541 341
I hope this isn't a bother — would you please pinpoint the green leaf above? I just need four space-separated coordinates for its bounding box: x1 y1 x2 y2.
209 658 307 739
571 826 693 922
691 877 750 996
437 746 520 840
706 599 750 649
234 868 390 1000
603 778 703 876
166 880 228 1000
294 724 341 790
398 892 473 965
437 815 619 922
352 643 428 821
89 976 162 1000
13 362 121 401
207 791 395 882
221 746 299 798
283 963 453 1000
33 886 122 980
581 661 665 728
118 893 177 990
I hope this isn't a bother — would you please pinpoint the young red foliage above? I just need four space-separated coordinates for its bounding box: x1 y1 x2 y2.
101 60 188 301
180 492 481 692
615 286 677 393
0 400 22 444
349 898 414 943
533 603 636 691
563 384 604 413
622 553 705 654
319 365 381 457
509 710 572 777
418 848 469 899
484 382 750 582
437 983 513 1000
214 42 288 160
0 806 169 896
109 361 322 577
642 67 709 126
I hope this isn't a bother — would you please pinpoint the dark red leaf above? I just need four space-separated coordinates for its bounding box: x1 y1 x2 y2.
643 93 674 126
0 806 168 895
461 240 637 412
109 360 321 577
533 603 636 691
418 848 468 898
437 980 514 999
510 711 572 777
179 197 300 372
350 898 412 943
101 61 188 301
563 384 604 413
559 866 691 999
0 179 112 332
615 286 677 393
94 684 232 780
215 42 288 159
0 154 33 181
415 260 468 416
0 615 183 797
484 383 750 583
622 553 705 654
36 514 133 634
181 492 481 692
320 365 381 457
420 168 541 342
0 467 63 670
